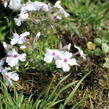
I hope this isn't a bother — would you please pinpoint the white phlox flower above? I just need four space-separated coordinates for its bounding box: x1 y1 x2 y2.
15 1 49 26
0 60 4 72
44 48 60 63
21 1 49 13
8 0 22 10
54 1 70 17
55 51 77 72
74 45 86 60
14 12 29 26
10 32 30 45
1 67 19 86
6 48 26 67
13 1 69 26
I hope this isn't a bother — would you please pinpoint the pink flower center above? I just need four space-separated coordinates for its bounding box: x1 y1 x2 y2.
64 59 68 63
52 52 56 56
13 55 18 58
5 74 10 78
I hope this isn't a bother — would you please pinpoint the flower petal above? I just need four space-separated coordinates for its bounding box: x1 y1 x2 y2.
9 72 19 81
10 33 19 45
55 60 63 68
18 53 26 61
6 78 12 86
64 52 72 59
68 58 78 66
18 37 26 44
6 57 19 67
44 56 53 63
62 63 70 72
20 32 30 37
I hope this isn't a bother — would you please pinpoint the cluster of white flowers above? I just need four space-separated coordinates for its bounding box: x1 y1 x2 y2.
44 45 86 72
0 31 29 86
7 0 69 26
1 0 86 86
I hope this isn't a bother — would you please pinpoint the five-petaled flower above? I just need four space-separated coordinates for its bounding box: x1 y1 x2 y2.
10 32 30 45
44 48 60 63
6 48 26 67
55 51 78 72
1 67 19 86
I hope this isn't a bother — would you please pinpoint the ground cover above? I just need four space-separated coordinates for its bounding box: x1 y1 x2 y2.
0 0 109 109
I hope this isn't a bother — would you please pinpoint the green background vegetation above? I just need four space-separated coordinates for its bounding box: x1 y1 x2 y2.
0 0 109 108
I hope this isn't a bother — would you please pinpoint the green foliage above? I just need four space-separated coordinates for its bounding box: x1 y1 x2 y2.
1 0 109 108
0 72 90 109
0 8 15 41
0 26 7 41
63 0 109 29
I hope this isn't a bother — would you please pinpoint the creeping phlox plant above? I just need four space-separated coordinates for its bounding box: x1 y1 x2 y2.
0 31 28 86
0 0 86 87
14 1 69 26
2 0 69 26
44 45 86 72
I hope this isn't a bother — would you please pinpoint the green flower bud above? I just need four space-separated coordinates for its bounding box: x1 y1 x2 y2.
102 43 109 53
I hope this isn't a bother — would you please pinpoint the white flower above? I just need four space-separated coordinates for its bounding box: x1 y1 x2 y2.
21 1 49 13
0 60 4 72
14 12 29 26
8 0 22 10
55 51 77 72
10 32 30 45
74 45 86 60
1 67 19 86
54 1 69 17
6 49 26 67
15 1 49 26
44 49 60 63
